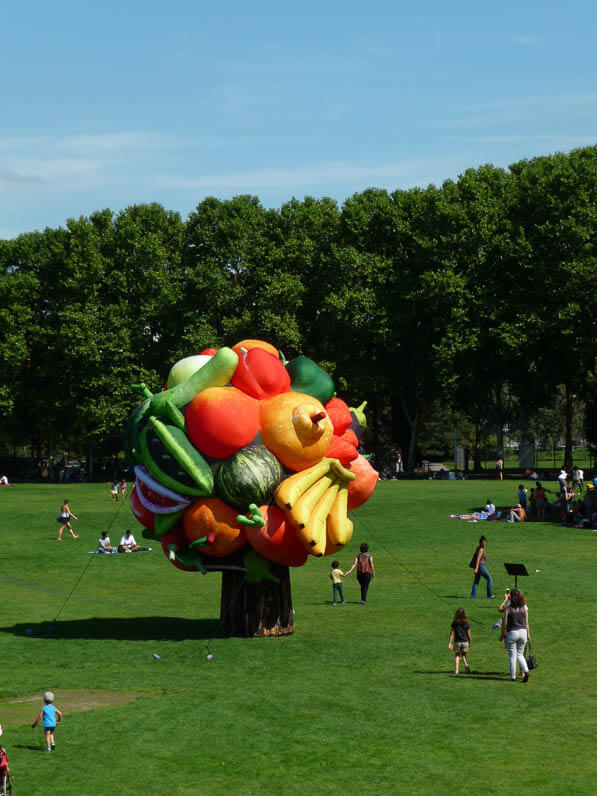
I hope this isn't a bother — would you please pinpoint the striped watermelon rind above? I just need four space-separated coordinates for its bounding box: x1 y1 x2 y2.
215 444 284 510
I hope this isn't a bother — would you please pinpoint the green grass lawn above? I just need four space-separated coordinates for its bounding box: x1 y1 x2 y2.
1 479 595 794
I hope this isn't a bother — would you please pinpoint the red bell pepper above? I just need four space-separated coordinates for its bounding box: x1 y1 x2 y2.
231 347 291 399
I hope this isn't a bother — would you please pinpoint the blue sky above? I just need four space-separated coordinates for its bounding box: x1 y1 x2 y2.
2 0 596 238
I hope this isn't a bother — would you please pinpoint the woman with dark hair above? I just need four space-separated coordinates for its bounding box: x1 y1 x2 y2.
534 482 549 522
499 588 531 682
470 536 495 599
345 543 375 603
56 499 79 541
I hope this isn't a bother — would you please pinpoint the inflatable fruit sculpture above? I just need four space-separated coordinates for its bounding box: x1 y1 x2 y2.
125 340 378 634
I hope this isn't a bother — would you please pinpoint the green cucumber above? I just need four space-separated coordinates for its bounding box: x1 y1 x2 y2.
132 347 239 429
140 420 214 497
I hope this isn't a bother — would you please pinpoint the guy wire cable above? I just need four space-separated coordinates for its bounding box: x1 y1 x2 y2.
353 513 490 630
51 484 134 623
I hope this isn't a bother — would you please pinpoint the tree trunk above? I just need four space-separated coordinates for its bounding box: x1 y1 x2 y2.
220 564 294 637
563 383 575 471
399 396 418 474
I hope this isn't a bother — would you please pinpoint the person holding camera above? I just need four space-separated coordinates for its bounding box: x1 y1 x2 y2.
499 588 531 682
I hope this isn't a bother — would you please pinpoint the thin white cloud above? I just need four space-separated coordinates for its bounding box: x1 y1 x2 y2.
159 159 454 192
0 131 174 184
0 168 45 184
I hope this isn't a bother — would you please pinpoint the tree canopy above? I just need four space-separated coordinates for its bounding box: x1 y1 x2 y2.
2 145 597 474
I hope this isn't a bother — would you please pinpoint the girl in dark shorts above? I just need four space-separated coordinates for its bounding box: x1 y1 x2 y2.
56 499 79 540
448 607 472 674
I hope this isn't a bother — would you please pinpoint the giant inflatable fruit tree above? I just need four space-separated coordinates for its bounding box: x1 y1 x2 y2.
124 340 378 636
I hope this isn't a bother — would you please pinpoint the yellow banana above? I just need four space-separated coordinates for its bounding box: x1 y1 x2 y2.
300 483 340 557
274 459 332 510
325 484 353 552
289 473 335 529
328 457 356 483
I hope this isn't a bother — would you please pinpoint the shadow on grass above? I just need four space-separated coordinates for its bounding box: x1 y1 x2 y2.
1 617 222 641
414 670 508 681
12 744 46 752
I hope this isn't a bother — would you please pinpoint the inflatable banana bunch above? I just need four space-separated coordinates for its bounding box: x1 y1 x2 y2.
274 458 355 557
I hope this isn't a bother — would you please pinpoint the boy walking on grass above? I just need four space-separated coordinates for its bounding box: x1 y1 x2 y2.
330 561 347 605
32 691 62 751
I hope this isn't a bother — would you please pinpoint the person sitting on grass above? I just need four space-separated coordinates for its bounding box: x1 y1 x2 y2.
448 607 471 675
507 504 526 522
98 531 117 554
484 499 496 518
118 529 140 553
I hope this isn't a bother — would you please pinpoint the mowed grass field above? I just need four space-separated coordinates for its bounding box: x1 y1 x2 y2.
0 479 595 795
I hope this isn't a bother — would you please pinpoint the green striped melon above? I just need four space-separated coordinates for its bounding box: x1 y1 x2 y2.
215 444 283 510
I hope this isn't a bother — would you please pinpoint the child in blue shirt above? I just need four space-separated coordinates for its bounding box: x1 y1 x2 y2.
517 484 527 510
32 691 62 752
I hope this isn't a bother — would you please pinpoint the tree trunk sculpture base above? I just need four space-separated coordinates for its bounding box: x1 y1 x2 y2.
220 564 293 637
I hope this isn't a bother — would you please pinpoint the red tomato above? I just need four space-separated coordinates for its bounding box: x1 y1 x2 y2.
244 506 308 567
185 386 260 459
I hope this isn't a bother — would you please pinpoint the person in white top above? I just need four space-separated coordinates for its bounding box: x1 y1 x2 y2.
98 531 117 554
572 467 584 492
484 500 496 517
118 530 140 552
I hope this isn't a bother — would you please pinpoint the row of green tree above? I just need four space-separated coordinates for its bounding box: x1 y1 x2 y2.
2 145 597 474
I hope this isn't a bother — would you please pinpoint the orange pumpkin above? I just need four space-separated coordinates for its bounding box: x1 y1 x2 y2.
183 498 246 557
260 391 333 471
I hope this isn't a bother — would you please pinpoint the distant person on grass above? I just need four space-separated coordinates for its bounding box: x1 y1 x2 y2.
31 691 62 752
110 482 118 501
534 482 550 522
329 561 347 605
118 529 140 552
572 467 584 493
345 543 375 603
98 531 117 554
517 484 528 510
120 479 127 501
496 457 504 481
484 499 496 518
448 607 471 675
470 536 495 600
56 499 79 540
507 504 526 522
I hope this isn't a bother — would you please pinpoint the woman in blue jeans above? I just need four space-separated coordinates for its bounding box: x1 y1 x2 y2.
471 535 495 599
